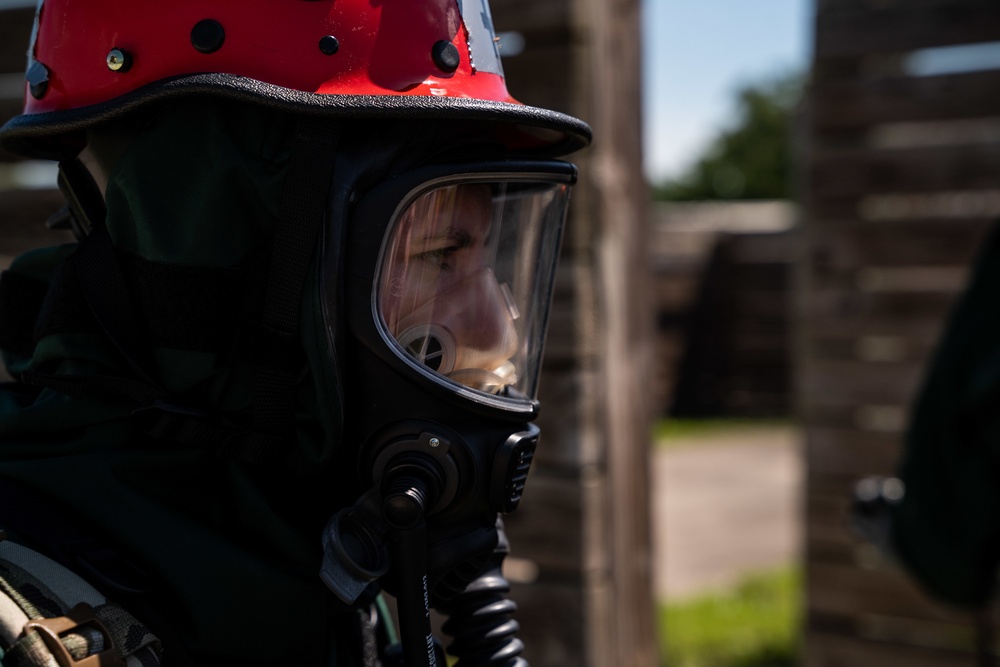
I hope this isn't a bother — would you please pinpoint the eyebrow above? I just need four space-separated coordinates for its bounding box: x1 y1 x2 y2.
420 227 474 248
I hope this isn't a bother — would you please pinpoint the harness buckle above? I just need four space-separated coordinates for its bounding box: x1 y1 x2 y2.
23 603 125 667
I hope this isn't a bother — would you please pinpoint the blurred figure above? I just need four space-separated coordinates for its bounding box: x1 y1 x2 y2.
855 226 1000 609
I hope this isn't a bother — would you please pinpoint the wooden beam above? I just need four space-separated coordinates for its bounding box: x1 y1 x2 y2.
812 70 1000 129
569 0 657 662
816 0 1000 57
0 7 33 74
810 143 1000 200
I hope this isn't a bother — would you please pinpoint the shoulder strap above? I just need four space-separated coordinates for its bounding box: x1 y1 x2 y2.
0 531 162 667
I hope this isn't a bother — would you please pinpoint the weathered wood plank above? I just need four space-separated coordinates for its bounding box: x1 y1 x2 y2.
802 402 916 435
492 0 573 114
805 629 980 667
0 7 33 74
488 37 572 113
490 0 572 35
0 6 31 164
801 319 948 353
806 427 904 476
812 70 1000 129
807 219 992 270
815 0 1000 57
818 0 998 13
566 0 657 663
809 192 1000 225
808 563 982 627
805 330 941 365
1 85 26 163
0 95 22 123
501 0 658 663
799 358 925 406
810 143 1000 200
534 367 599 470
499 471 587 574
801 288 962 326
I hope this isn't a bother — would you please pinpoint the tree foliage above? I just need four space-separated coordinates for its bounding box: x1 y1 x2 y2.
653 72 804 201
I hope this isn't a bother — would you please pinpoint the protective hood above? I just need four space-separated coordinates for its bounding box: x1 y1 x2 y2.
0 98 354 666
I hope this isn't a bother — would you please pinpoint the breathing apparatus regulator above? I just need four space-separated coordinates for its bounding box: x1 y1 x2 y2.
0 1 591 665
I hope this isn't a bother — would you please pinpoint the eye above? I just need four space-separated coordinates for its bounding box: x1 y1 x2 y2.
418 245 460 269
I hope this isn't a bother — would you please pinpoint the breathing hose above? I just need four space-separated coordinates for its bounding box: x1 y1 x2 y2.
382 468 440 667
381 463 528 667
439 527 527 667
389 523 438 667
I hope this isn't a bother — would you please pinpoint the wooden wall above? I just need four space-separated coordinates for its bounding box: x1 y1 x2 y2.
0 2 69 270
494 0 658 665
802 0 1000 664
0 3 35 164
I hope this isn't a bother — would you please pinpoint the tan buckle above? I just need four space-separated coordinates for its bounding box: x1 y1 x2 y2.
23 603 125 667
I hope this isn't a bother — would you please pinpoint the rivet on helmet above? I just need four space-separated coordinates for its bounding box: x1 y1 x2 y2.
191 19 226 54
106 48 132 73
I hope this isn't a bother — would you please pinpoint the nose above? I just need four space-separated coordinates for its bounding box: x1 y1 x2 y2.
434 268 518 369
390 267 520 388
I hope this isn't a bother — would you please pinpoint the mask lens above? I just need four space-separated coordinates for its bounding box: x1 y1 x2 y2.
377 178 570 398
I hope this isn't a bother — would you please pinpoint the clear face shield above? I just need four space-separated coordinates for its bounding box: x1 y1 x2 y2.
374 172 572 401
320 160 577 623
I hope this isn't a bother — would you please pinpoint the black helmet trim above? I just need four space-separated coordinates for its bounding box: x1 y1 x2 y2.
0 73 592 160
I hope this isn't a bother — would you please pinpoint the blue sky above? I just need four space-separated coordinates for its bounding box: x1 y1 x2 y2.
642 0 812 183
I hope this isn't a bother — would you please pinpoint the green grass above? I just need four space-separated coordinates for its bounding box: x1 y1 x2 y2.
652 418 793 449
659 567 801 667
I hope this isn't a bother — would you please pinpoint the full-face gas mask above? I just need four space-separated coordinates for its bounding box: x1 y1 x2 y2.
318 151 575 665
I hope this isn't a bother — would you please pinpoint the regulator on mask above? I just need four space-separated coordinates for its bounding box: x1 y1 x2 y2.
318 157 575 666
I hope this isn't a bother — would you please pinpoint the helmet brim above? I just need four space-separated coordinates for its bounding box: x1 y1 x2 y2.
0 73 592 161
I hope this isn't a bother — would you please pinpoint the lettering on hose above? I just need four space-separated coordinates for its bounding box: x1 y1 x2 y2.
426 633 436 666
423 574 437 665
423 574 430 615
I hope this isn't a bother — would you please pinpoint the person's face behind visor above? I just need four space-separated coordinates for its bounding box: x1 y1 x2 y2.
377 179 569 397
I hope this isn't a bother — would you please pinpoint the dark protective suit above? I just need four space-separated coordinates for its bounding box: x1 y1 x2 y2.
892 224 1000 608
0 98 377 666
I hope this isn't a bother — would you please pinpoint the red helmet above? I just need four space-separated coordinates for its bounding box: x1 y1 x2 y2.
0 0 590 158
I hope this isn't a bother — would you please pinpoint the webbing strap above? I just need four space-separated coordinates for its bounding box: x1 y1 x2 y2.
251 117 340 451
0 537 161 667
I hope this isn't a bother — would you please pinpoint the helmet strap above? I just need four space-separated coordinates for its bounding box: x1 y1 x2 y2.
54 158 106 240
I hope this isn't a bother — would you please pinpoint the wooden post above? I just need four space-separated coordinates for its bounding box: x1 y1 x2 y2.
493 0 658 665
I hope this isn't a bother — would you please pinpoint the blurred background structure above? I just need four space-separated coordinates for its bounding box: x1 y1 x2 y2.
4 0 1000 666
0 4 73 264
491 0 658 665
801 0 1000 664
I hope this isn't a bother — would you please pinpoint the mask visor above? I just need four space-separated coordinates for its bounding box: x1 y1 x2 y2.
377 175 571 399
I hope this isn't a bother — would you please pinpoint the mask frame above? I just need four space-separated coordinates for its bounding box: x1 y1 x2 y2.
337 159 577 417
